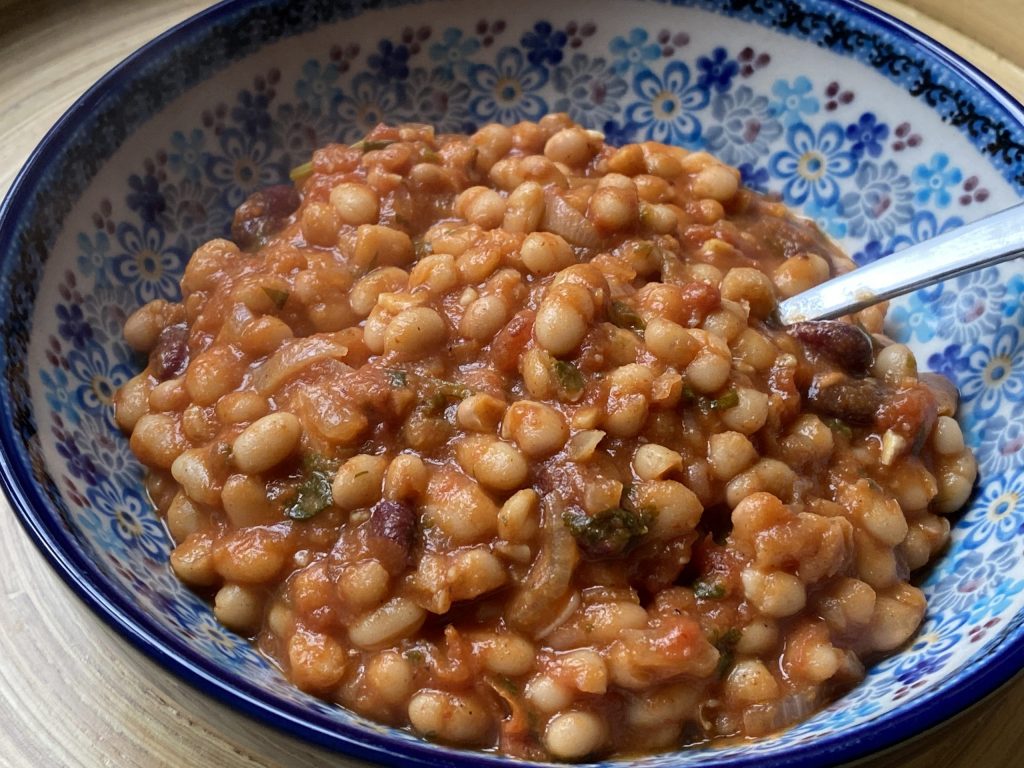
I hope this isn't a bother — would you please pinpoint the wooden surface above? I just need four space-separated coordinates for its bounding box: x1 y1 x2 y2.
0 1 1022 766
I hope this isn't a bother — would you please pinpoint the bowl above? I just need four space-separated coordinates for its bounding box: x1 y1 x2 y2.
2 1 1023 766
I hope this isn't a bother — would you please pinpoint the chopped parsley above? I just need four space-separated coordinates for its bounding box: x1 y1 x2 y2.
693 578 728 600
262 286 289 309
563 505 651 558
552 359 585 400
352 139 396 153
288 161 313 183
608 300 645 332
284 454 336 520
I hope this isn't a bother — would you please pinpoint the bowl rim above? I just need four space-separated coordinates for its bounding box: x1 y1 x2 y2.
2 1 1023 766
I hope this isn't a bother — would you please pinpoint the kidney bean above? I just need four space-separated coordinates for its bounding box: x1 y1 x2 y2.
788 320 874 376
151 323 190 380
231 185 302 250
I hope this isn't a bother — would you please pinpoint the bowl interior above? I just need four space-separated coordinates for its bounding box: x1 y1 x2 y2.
3 1 1024 766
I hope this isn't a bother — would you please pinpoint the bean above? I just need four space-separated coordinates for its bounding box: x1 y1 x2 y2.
502 401 569 458
170 448 222 507
535 283 593 356
214 583 264 633
329 182 379 226
365 651 415 706
221 474 278 527
288 629 347 692
544 711 606 760
349 597 426 649
724 659 780 704
741 568 806 617
633 444 683 481
408 690 491 745
332 454 388 511
520 232 576 275
384 307 447 361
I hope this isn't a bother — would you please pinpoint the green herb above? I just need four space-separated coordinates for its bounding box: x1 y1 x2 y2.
288 161 313 183
552 359 585 400
563 506 651 558
421 148 441 164
710 390 739 411
494 675 519 695
713 627 742 678
404 649 425 665
386 369 408 388
284 454 336 520
681 385 698 404
262 286 289 309
608 300 645 332
352 139 396 153
824 417 853 439
693 578 728 600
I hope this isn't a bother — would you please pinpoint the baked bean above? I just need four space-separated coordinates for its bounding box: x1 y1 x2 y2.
214 583 264 633
502 400 569 458
384 306 447 361
288 629 347 691
232 412 302 474
130 413 188 470
332 454 388 511
349 597 426 649
408 690 491 745
633 444 683 481
330 182 379 226
544 710 607 760
221 474 278 528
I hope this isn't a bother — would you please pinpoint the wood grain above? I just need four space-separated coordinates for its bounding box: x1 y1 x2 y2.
0 1 1022 766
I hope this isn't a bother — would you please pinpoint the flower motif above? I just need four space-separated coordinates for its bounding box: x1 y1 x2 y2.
167 129 206 183
40 367 78 426
521 21 568 67
928 542 1018 615
1002 274 1024 319
769 122 857 207
429 28 481 78
839 160 913 240
552 54 628 128
157 178 226 240
976 413 1024 474
889 290 939 343
125 173 166 224
912 153 963 207
205 128 284 207
334 73 404 142
853 238 885 265
110 221 186 304
845 112 889 158
398 67 474 133
888 627 960 685
65 342 134 417
802 200 848 239
930 267 1006 345
954 324 1024 418
75 231 112 285
57 303 93 350
704 85 782 167
86 478 169 562
625 61 710 146
609 28 660 75
295 59 340 114
963 472 1024 550
601 118 635 146
469 48 550 124
696 47 739 93
231 89 274 138
770 77 819 126
273 102 340 166
368 40 411 84
57 430 103 485
79 284 136 350
887 210 964 253
737 162 770 191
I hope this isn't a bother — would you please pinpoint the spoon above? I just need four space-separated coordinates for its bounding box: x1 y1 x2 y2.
775 202 1024 325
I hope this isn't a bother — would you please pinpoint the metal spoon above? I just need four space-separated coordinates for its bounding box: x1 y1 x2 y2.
776 202 1024 325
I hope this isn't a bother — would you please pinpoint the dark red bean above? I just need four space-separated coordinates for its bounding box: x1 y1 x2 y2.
365 499 414 574
806 374 885 425
490 310 535 373
151 323 190 380
789 320 874 376
231 185 301 250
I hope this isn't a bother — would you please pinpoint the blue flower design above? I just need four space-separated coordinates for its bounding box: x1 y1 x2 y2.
230 90 273 137
158 178 226 239
368 40 411 84
839 160 913 240
125 173 166 224
40 367 78 426
696 47 739 93
929 542 1018 615
80 284 136 350
65 342 133 418
552 54 628 129
769 122 857 207
167 129 206 183
57 303 93 350
273 102 339 164
75 231 112 285
295 59 340 114
521 21 567 67
625 61 710 146
845 112 889 158
704 85 783 167
398 67 474 133
609 29 660 75
110 221 186 304
964 473 1024 549
912 153 963 207
205 128 284 207
57 430 103 485
889 290 939 343
770 77 819 126
802 200 848 239
887 210 964 253
853 239 885 266
469 48 549 124
737 162 770 191
954 325 1024 417
335 73 404 142
86 478 170 562
931 267 1006 345
429 28 480 78
601 119 635 147
1002 274 1024 319
889 627 960 684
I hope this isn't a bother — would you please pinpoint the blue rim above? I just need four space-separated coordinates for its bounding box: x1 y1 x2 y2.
1 1 1023 766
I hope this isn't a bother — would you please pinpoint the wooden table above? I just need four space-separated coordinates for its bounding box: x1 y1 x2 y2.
0 1 1021 766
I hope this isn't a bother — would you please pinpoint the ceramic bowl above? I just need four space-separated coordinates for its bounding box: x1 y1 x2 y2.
2 1 1023 766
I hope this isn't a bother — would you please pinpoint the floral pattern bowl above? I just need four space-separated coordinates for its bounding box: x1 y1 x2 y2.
1 1 1023 766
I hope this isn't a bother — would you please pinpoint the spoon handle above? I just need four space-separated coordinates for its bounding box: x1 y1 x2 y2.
775 202 1024 325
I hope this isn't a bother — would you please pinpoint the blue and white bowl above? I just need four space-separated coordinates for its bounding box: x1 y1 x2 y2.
2 1 1023 766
